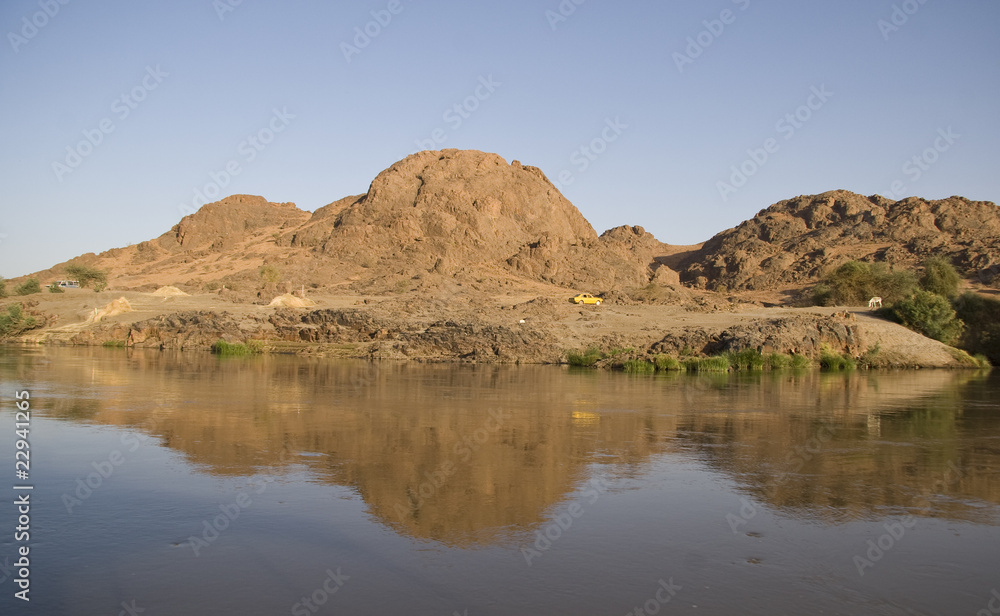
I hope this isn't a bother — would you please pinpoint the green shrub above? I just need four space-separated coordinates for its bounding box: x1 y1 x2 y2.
0 277 7 298
919 257 962 298
15 278 41 295
622 358 655 374
0 304 38 338
48 283 65 293
819 346 856 371
567 347 604 367
763 352 790 369
64 264 108 288
883 289 964 344
953 292 1000 365
789 354 813 369
653 354 683 371
211 339 264 356
102 340 126 348
973 354 991 369
684 356 731 372
725 348 765 371
813 261 917 306
606 347 634 358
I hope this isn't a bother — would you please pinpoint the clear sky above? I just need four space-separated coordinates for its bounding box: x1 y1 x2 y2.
2 0 998 278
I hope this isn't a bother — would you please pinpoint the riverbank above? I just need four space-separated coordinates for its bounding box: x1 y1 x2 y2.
2 286 987 369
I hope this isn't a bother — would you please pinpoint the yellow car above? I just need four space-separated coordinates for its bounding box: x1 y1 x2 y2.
571 293 604 305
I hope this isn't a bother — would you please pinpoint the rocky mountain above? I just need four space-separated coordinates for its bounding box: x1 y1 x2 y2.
26 157 998 299
36 150 673 295
677 190 1000 292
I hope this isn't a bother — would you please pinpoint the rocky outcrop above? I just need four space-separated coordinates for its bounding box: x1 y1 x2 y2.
678 190 1000 291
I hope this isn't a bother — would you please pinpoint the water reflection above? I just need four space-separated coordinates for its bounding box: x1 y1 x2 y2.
2 347 998 545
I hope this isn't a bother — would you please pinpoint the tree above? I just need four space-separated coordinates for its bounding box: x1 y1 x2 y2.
953 292 1000 364
919 256 961 298
64 264 108 288
813 261 917 306
0 304 38 338
884 289 964 344
15 278 41 295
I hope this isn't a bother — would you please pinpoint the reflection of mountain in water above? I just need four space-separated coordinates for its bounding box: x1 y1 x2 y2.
5 348 999 545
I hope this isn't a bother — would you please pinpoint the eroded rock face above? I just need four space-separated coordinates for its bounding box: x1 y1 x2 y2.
678 190 1000 290
40 150 670 293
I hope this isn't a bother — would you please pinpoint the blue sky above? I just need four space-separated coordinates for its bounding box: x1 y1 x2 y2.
2 0 998 277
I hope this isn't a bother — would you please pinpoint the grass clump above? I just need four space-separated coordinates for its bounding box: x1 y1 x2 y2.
566 347 604 367
683 355 731 372
48 282 65 293
653 354 683 371
211 339 266 356
622 358 656 374
725 348 765 371
102 340 126 348
819 346 856 371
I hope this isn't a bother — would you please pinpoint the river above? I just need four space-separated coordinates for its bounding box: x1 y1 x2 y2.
0 347 998 615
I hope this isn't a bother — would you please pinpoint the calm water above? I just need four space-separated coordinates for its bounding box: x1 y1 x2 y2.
1 347 998 615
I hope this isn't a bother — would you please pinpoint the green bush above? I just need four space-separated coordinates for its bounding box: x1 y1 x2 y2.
953 292 1000 364
211 339 264 356
622 358 656 374
813 261 917 306
64 264 108 288
15 278 41 295
789 353 813 369
819 346 856 371
0 277 7 298
0 304 38 338
653 354 683 371
920 257 962 298
883 289 964 344
683 356 731 372
725 348 765 371
567 347 604 367
102 340 126 348
48 283 65 293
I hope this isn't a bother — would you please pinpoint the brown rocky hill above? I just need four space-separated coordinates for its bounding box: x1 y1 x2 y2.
677 190 1000 292
34 150 674 295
